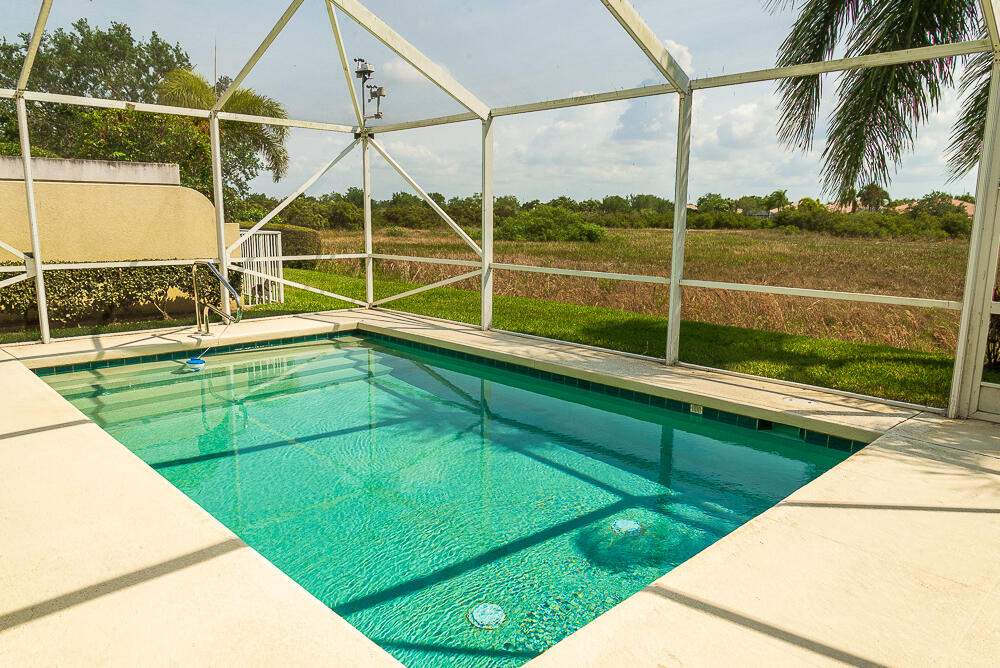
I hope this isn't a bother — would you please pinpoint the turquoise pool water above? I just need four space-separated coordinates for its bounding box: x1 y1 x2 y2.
44 335 848 667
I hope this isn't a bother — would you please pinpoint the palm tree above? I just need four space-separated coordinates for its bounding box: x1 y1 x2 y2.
765 188 790 211
156 68 289 185
771 1 984 198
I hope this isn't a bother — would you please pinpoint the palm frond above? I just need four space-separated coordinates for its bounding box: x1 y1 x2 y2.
774 1 982 196
947 46 992 179
774 0 860 151
156 67 290 183
220 87 289 181
819 1 975 194
156 68 215 109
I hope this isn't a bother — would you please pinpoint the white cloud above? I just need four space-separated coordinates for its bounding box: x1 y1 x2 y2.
252 46 978 204
376 139 461 179
380 57 433 85
663 39 693 73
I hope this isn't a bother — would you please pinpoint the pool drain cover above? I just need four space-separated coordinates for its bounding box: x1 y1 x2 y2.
612 518 641 535
468 603 506 629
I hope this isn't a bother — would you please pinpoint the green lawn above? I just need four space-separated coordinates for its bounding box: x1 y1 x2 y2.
2 267 954 407
254 269 953 407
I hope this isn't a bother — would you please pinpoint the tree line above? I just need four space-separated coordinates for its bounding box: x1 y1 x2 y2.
247 186 974 242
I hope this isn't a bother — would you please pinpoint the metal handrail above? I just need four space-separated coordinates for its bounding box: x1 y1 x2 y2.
192 261 243 334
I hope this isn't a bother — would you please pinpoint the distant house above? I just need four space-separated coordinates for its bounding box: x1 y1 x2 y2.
825 201 859 213
893 198 975 217
767 201 799 216
736 208 771 218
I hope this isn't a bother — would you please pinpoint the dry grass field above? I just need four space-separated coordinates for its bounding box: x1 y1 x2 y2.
318 228 968 354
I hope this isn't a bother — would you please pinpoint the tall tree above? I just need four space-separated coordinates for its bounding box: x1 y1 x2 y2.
858 182 890 211
771 1 983 198
0 19 190 154
764 189 791 211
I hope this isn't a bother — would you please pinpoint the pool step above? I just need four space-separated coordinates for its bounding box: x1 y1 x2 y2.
70 359 395 431
44 342 374 398
44 345 367 396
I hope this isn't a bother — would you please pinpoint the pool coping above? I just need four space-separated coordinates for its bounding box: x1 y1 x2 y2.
3 309 916 443
2 309 998 666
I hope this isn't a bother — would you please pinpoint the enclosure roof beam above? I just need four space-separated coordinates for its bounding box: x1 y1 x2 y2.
493 83 676 117
371 84 680 133
325 0 364 128
691 39 991 89
11 89 212 117
331 0 490 120
599 0 690 92
369 112 479 133
981 1 1000 52
217 111 354 133
17 0 52 92
0 88 356 132
213 0 306 111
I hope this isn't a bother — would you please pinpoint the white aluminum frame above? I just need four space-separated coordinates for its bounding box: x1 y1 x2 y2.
366 137 483 256
3 0 998 417
666 91 692 364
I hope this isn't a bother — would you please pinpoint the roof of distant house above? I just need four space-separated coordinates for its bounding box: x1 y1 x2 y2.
893 198 975 216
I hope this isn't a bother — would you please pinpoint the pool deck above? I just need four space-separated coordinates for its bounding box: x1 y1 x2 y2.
2 309 998 666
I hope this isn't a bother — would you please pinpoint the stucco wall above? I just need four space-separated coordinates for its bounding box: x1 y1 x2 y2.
0 180 239 263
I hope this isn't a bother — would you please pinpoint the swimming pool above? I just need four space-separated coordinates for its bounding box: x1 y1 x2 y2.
42 333 851 667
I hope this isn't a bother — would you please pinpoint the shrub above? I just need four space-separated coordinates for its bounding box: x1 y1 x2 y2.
380 204 441 229
281 198 328 229
938 212 973 237
326 199 363 229
988 282 1000 370
769 206 969 239
688 210 768 230
829 214 889 238
0 142 61 158
385 226 407 237
495 205 606 242
0 263 238 326
260 223 321 268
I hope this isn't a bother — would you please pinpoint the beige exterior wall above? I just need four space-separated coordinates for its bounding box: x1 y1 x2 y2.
0 180 239 263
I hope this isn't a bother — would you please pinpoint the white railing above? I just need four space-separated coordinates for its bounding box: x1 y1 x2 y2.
237 230 284 306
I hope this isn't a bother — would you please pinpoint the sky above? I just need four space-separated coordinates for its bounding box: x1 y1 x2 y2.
4 0 983 204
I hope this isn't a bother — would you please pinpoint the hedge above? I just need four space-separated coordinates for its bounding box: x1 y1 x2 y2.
0 142 61 158
0 263 237 327
258 223 322 268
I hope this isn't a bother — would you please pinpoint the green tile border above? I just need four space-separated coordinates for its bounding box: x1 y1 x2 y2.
31 332 352 377
365 332 869 455
33 329 869 455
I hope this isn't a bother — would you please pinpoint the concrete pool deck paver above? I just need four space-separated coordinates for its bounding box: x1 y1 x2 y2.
1 309 998 666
